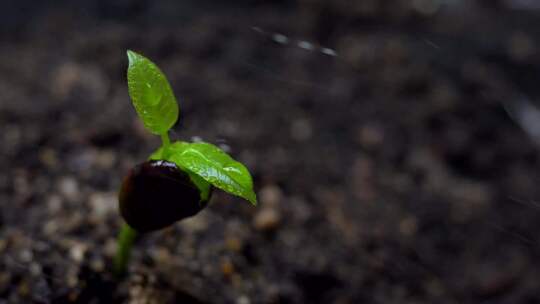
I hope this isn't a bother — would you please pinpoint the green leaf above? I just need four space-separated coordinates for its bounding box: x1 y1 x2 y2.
150 141 257 205
127 50 179 135
187 170 212 202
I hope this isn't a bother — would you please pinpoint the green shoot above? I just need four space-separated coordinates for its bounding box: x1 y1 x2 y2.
114 50 257 276
113 223 137 276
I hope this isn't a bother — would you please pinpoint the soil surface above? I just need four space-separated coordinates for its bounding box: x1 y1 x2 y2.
2 1 540 303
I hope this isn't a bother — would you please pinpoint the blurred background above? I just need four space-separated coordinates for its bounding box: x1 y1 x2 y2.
2 0 540 303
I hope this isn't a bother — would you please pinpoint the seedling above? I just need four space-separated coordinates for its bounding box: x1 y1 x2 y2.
114 50 257 275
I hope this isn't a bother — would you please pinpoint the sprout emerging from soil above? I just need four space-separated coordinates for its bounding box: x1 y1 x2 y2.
114 50 257 275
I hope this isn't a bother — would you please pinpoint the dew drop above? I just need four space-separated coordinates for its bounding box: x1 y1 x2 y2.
298 41 314 51
321 47 337 57
272 33 289 44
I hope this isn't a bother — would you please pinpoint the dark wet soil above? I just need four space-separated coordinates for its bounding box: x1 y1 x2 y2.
2 1 540 303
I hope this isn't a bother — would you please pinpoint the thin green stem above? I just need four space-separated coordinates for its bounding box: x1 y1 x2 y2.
161 132 171 148
113 223 137 276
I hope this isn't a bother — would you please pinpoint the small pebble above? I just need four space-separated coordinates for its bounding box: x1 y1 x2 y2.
44 220 59 235
221 258 235 277
225 237 243 253
290 118 312 141
259 185 283 207
89 192 116 218
130 285 143 298
51 62 80 99
191 136 203 142
46 195 63 214
96 150 116 169
237 295 251 304
51 62 108 101
150 247 171 264
30 263 42 276
219 143 231 153
70 243 87 262
253 208 281 231
67 273 78 288
19 249 33 263
58 177 80 202
181 213 209 233
39 148 58 168
104 238 117 257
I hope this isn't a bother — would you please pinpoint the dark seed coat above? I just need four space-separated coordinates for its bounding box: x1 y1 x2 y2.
119 160 208 233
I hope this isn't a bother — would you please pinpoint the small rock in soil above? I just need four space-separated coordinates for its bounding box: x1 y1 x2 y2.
253 208 281 231
290 118 313 141
259 184 283 207
57 176 80 202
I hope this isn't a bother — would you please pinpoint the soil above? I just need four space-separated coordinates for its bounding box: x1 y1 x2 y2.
2 1 540 303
